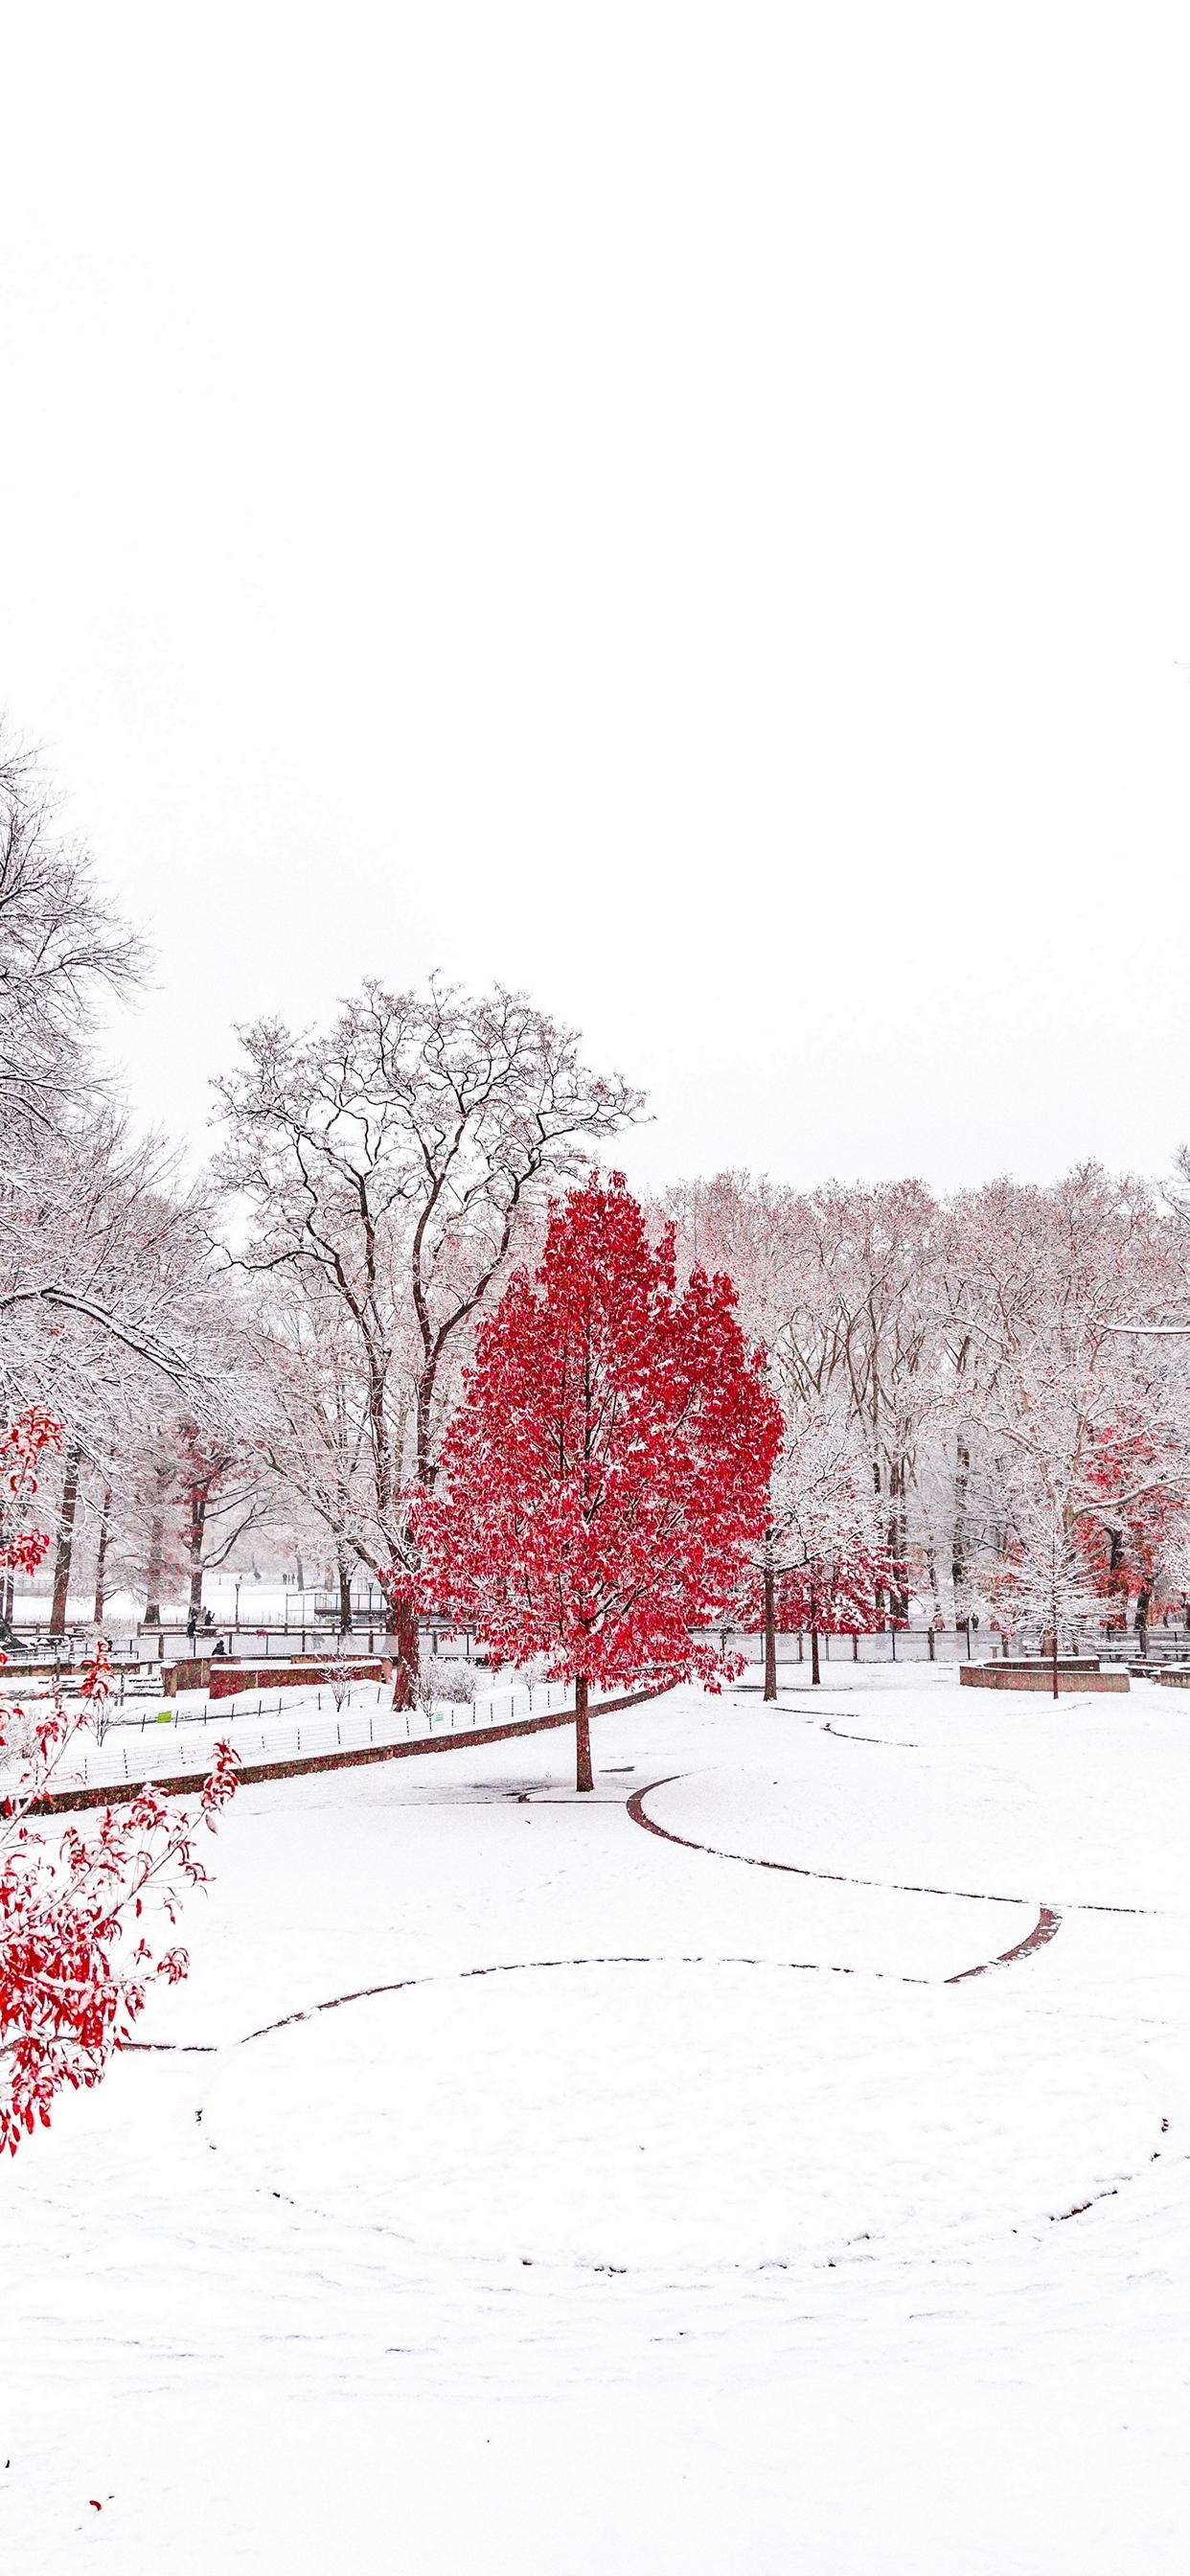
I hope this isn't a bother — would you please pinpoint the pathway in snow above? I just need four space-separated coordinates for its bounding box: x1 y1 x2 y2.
2 1668 1187 2573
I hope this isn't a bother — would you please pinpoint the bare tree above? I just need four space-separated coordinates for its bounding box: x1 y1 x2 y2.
0 731 144 1138
215 978 644 1700
174 1418 268 1622
247 1269 373 1630
0 1109 225 1408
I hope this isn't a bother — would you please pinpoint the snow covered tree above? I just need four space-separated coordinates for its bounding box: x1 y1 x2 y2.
662 1162 1190 1646
174 1418 268 1623
986 1500 1102 1693
244 1267 377 1632
1075 1424 1190 1647
663 1173 939 1626
215 979 643 1703
973 1357 1190 1690
0 733 144 1139
420 1174 782 1787
749 1412 897 1689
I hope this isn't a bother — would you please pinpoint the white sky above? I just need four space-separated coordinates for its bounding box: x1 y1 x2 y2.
2 2 1190 1196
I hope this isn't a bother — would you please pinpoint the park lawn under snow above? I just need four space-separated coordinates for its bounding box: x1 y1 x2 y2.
1 1665 1188 2572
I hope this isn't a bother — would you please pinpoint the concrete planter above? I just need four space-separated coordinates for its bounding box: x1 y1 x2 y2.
959 1662 1129 1693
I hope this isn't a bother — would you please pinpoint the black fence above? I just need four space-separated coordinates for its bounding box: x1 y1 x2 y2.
698 1622 1189 1667
0 1615 480 1668
6 1614 1185 1674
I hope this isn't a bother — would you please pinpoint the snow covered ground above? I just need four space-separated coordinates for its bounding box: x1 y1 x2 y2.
2 1665 1188 2571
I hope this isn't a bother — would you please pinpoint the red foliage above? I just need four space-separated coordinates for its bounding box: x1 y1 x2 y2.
768 1544 898 1635
420 1174 782 1699
0 1409 238 2153
1076 1423 1190 1626
0 1403 60 1575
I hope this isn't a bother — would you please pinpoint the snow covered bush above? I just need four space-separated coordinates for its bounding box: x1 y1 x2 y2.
320 1656 354 1713
426 1658 477 1706
513 1651 553 1708
2 1704 41 1763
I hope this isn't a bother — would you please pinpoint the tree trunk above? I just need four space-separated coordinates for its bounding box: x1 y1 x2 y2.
337 1547 354 1632
951 1438 971 1622
811 1627 821 1686
575 1671 593 1791
188 1484 206 1620
389 1594 419 1708
1134 1584 1151 1660
763 1562 777 1702
889 1473 911 1623
1107 1527 1128 1631
145 1510 165 1625
49 1442 83 1636
93 1482 113 1624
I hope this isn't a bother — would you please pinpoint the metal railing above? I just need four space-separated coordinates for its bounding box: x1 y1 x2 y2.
2 1614 481 1666
698 1621 1190 1666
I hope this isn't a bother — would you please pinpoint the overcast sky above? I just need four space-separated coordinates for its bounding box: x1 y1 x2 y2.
2 3 1189 1197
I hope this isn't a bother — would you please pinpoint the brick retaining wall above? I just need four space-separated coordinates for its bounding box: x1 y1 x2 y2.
206 1660 391 1700
960 1664 1130 1693
162 1657 392 1697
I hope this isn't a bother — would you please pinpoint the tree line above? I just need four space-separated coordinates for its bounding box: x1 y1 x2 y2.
5 735 1190 1697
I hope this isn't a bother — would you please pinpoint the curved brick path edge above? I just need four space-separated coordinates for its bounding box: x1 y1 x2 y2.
123 1946 939 2057
627 1774 1147 1918
626 1774 1064 1981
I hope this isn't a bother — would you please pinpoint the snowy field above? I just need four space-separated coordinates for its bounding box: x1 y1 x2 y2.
2 1666 1188 2571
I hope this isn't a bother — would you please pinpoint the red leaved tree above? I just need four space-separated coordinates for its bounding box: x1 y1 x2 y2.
420 1174 782 1787
748 1414 899 1688
1076 1423 1190 1649
0 1408 238 2153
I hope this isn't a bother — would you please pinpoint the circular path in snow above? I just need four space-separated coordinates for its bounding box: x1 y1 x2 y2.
200 1956 1156 2273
